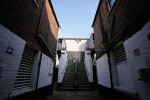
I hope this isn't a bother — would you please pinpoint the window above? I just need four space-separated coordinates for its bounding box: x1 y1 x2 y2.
106 0 116 10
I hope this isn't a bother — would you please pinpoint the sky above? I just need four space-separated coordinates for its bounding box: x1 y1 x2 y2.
51 0 100 38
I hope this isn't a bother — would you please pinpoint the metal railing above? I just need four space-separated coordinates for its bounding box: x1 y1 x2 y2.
74 59 78 89
75 60 78 80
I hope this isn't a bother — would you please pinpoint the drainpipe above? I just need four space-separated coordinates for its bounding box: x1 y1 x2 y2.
35 52 42 89
98 10 114 90
106 51 114 89
35 0 47 90
51 26 61 93
36 0 47 37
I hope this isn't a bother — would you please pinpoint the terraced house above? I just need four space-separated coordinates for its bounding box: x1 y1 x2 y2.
92 0 150 100
0 0 59 100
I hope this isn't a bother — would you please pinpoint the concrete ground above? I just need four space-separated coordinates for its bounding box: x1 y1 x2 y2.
45 90 104 100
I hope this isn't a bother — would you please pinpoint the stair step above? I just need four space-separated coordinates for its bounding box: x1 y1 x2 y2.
62 82 74 84
59 87 74 90
59 84 74 87
78 82 90 84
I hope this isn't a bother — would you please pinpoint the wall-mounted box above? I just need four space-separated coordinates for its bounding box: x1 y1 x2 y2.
137 67 150 81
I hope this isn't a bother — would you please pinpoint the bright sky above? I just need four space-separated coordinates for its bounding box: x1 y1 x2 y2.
51 0 99 38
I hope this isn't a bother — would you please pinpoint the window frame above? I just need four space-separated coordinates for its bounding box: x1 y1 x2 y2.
106 0 116 11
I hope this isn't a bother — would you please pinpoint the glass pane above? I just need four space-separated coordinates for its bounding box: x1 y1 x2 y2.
110 0 115 8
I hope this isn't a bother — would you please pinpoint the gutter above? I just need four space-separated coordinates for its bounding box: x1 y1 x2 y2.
92 0 102 27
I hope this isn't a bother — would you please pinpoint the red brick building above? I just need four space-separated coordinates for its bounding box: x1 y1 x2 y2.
0 0 59 99
0 0 59 56
92 0 150 100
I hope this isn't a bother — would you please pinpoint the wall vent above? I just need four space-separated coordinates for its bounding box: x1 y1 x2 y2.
13 45 36 90
113 44 127 63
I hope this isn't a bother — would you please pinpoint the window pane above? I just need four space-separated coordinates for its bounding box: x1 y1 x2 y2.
110 0 115 8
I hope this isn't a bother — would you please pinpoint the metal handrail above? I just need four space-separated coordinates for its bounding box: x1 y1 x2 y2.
69 57 76 62
75 60 78 80
74 59 78 89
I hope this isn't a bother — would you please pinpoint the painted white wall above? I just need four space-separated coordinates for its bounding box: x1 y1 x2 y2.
55 54 59 68
0 24 25 100
123 20 150 100
84 51 93 82
96 54 111 88
65 40 87 51
111 54 134 91
57 51 68 83
37 53 54 88
86 34 95 49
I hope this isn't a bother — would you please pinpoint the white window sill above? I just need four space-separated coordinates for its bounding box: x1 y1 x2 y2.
114 86 137 96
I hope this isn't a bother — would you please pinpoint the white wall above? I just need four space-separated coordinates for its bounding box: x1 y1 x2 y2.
57 51 68 83
65 40 87 51
123 21 150 100
89 34 95 49
55 54 59 68
111 52 135 91
96 54 111 88
0 25 25 100
38 53 54 88
84 51 93 82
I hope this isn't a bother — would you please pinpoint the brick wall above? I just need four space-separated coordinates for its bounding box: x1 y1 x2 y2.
0 0 59 55
0 0 44 48
93 0 150 59
39 0 59 54
93 5 106 60
67 51 85 62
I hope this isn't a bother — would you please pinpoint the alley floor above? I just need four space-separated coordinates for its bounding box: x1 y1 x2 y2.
45 90 104 100
44 81 103 100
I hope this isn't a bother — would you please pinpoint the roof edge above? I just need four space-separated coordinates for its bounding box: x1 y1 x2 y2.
48 0 60 27
92 0 102 27
59 38 89 40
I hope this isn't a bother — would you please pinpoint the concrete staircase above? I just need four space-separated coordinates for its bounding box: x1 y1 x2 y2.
77 62 92 90
59 62 75 90
59 62 92 90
